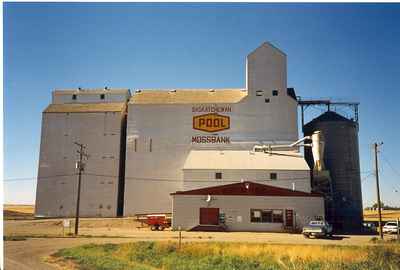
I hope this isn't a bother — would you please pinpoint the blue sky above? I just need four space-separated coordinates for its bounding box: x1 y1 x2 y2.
4 3 400 207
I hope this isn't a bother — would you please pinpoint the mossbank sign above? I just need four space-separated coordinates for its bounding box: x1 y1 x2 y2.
191 106 231 144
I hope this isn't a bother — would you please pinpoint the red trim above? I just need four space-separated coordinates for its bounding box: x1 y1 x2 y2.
171 181 322 197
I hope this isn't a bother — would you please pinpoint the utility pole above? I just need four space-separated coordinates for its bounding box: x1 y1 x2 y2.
74 142 88 236
373 142 384 240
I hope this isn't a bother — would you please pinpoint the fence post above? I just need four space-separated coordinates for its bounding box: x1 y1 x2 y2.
178 226 182 250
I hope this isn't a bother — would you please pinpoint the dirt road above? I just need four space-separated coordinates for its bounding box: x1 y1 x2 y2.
5 237 135 270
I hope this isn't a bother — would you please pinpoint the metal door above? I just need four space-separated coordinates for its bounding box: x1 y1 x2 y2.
200 208 219 225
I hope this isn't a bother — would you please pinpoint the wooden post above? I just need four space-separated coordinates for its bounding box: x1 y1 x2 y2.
373 142 384 240
178 226 182 250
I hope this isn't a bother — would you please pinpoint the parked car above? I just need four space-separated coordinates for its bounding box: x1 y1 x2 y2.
382 221 399 234
362 222 377 234
302 220 333 238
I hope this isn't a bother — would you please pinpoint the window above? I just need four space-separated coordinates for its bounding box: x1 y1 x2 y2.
251 209 283 223
100 94 105 100
149 138 152 152
272 90 278 96
72 94 77 100
250 210 262 222
272 210 283 223
261 210 273 222
270 173 277 180
215 172 222 179
134 138 137 152
256 90 263 96
265 98 270 103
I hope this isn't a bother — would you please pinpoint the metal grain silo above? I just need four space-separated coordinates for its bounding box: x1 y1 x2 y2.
303 111 362 232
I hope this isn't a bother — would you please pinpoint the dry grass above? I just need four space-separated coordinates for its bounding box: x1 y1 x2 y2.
166 242 369 264
3 204 35 220
364 210 400 222
55 241 400 270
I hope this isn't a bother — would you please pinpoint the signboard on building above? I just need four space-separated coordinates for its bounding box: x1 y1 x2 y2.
191 106 231 144
193 113 230 133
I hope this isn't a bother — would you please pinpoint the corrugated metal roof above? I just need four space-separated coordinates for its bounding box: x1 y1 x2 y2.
129 89 247 104
172 181 322 197
183 150 310 171
43 103 127 113
304 111 353 127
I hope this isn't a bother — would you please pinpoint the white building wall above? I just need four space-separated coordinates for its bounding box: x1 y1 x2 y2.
124 43 300 215
172 195 324 231
35 111 125 217
183 170 311 192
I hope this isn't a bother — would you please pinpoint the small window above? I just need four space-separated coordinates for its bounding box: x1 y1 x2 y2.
72 94 77 100
272 90 278 96
100 94 105 100
250 209 262 222
270 173 277 180
272 210 283 223
149 138 152 152
256 90 263 96
215 172 222 179
134 138 137 152
265 98 270 103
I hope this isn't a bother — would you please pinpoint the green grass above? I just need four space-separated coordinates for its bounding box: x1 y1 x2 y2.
53 241 400 270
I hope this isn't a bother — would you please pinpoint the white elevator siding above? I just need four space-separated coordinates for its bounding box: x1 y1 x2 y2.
35 110 125 217
124 42 301 215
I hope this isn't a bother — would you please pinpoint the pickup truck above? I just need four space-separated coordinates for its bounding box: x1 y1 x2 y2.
302 220 333 238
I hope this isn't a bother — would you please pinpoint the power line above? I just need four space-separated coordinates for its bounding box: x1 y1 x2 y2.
3 174 76 182
381 153 400 179
4 169 373 183
380 153 400 193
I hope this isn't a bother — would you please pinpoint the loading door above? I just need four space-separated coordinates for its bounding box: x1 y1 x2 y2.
200 208 219 225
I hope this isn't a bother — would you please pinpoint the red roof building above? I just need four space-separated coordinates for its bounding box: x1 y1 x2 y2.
171 181 325 232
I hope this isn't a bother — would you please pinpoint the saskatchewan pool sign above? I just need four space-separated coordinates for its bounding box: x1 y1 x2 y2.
191 108 231 144
193 113 230 133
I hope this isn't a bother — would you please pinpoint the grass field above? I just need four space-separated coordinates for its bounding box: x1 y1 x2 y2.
3 204 35 220
363 210 400 222
53 241 400 270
